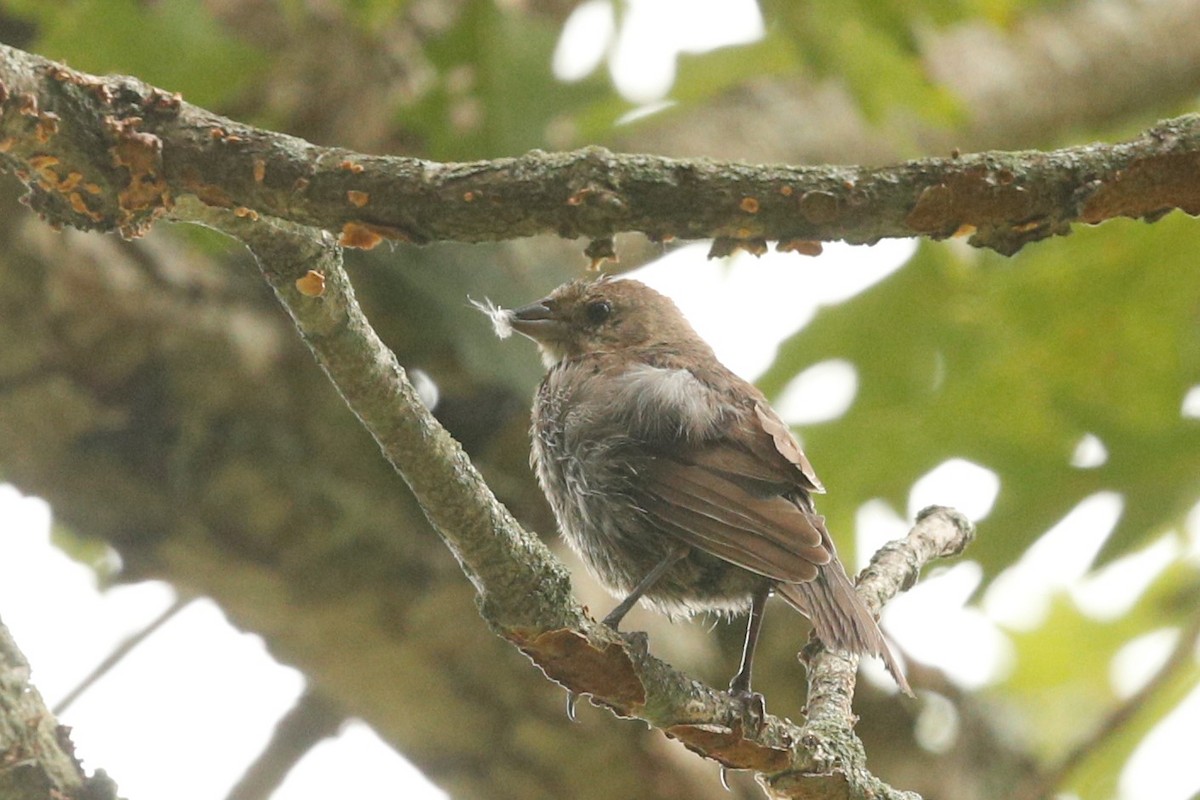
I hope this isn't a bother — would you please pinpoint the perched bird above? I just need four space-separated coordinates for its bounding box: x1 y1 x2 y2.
482 276 909 698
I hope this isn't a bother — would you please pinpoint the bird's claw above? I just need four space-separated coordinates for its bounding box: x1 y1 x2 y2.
728 688 766 736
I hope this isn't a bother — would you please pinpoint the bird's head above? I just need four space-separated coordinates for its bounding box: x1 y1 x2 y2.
485 277 706 367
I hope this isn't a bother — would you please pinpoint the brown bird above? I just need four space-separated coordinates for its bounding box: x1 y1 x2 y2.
484 276 910 698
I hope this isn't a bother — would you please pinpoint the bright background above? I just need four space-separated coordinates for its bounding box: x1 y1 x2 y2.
3 1 1200 799
5 238 1200 799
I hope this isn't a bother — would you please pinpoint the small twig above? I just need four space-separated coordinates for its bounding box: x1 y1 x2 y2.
224 689 344 800
778 507 975 800
1024 610 1200 799
53 596 191 715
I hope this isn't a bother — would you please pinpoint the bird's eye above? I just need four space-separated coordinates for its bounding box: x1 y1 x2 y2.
585 299 612 325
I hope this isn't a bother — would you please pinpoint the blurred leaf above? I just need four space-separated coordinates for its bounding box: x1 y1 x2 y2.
1002 558 1200 793
404 0 613 159
50 521 119 584
760 0 966 124
1066 662 1199 799
671 33 797 107
6 0 266 110
758 215 1200 572
343 0 411 34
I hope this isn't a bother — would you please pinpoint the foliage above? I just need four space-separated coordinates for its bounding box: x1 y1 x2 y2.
759 216 1200 572
2 0 1199 797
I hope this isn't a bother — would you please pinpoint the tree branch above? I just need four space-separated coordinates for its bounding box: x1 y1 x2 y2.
225 688 344 800
1 44 1199 257
181 198 974 798
1022 610 1200 800
0 616 120 800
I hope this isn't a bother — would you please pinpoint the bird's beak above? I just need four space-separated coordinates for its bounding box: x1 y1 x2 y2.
508 299 566 342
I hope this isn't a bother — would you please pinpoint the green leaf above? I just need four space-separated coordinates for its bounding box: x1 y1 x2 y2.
1002 560 1200 793
8 0 267 110
758 215 1200 572
760 0 966 124
403 0 614 159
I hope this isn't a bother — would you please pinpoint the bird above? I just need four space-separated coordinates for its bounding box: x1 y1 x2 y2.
480 275 910 699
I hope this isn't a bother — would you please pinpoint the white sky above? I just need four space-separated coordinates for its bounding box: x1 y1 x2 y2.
2 2 1199 799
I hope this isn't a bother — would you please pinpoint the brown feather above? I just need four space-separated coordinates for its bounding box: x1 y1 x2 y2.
753 402 825 493
639 459 828 581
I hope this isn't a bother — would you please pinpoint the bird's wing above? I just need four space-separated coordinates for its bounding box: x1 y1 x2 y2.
635 445 833 584
751 401 825 493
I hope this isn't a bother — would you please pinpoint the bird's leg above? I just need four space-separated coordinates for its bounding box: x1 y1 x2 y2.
728 583 770 720
601 546 688 629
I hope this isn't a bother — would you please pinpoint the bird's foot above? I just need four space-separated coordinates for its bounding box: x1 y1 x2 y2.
728 687 766 736
566 691 580 722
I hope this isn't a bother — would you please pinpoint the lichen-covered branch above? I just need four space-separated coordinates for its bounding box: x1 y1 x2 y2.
0 617 119 800
1 44 1199 257
185 199 975 798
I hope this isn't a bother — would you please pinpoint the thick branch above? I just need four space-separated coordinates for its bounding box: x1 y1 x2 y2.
0 616 119 800
1 44 1199 256
187 200 975 798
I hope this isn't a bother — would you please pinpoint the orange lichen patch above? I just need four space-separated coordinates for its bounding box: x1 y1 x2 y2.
953 223 977 237
346 190 370 207
776 239 823 256
67 192 104 222
506 627 646 711
1081 151 1200 221
339 221 410 249
779 185 794 197
906 166 1037 237
143 88 182 113
106 116 171 234
189 182 234 208
35 113 59 141
210 128 226 139
43 62 115 107
566 185 625 210
583 237 617 270
223 134 244 144
340 160 365 174
17 92 39 116
253 159 266 184
0 138 14 153
463 190 478 202
739 196 760 213
83 182 103 195
59 172 84 192
27 154 105 222
709 237 768 259
28 155 60 171
295 270 327 297
665 724 792 772
234 207 259 220
89 82 115 105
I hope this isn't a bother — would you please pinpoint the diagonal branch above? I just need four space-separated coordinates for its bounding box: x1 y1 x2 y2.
181 199 975 799
1 43 1199 257
0 616 120 800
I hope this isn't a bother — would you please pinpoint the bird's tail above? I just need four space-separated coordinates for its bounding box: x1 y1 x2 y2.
776 564 913 696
